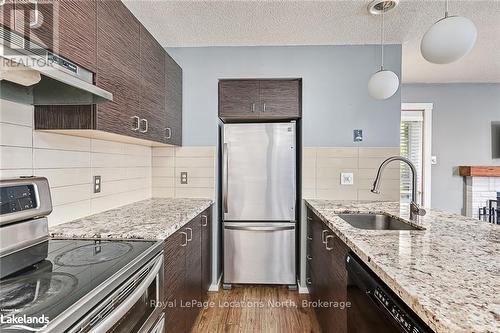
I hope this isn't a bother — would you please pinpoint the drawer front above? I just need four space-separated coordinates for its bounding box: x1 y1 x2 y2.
223 222 295 284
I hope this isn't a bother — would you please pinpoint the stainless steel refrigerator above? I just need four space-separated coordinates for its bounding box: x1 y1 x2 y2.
222 122 296 287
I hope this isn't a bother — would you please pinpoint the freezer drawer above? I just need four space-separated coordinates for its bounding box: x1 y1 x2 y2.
223 222 296 285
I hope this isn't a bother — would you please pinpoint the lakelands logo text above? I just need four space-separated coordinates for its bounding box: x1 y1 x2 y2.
0 314 49 331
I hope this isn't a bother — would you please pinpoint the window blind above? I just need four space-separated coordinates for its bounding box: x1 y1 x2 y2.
400 118 423 205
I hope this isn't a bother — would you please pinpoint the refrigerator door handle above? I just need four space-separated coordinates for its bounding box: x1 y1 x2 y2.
224 225 295 231
223 142 229 214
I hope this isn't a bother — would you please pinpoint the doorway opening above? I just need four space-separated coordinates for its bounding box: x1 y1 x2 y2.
400 103 433 208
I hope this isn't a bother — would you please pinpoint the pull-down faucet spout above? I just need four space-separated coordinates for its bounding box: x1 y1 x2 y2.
371 156 426 221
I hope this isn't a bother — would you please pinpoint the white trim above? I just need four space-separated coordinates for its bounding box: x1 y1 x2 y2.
401 103 433 208
401 110 423 122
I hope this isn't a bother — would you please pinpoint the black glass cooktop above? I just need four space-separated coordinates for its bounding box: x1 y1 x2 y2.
0 239 157 332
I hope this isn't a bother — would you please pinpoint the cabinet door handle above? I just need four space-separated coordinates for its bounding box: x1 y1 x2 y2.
325 235 334 251
322 230 329 244
222 143 229 214
131 116 140 131
29 0 40 28
185 227 192 241
180 232 187 247
263 103 267 112
165 127 172 139
140 119 148 133
251 103 255 112
201 215 208 227
306 277 312 285
307 255 312 261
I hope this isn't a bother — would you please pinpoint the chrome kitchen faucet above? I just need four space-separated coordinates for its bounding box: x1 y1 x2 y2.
371 156 426 221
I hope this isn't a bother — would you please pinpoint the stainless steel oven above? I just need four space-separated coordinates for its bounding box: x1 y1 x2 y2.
70 253 164 333
0 178 165 333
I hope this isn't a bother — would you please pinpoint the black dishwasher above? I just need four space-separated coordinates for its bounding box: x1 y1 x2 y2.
345 253 434 333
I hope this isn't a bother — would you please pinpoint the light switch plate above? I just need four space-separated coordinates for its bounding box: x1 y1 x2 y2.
353 129 363 142
341 172 354 185
94 175 101 193
180 172 188 184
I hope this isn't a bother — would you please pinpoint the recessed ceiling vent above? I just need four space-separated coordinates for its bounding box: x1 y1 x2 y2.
367 0 399 15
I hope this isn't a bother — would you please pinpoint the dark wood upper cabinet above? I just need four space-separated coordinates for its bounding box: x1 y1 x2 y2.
139 26 166 142
57 0 97 72
13 0 55 50
34 0 183 146
260 79 300 118
219 79 301 121
0 0 16 31
219 80 260 120
165 52 182 145
95 0 141 138
1 1 96 71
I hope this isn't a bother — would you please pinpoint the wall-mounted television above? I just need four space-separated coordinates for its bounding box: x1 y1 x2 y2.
493 122 500 159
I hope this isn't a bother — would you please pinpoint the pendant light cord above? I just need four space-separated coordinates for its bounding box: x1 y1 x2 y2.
445 0 449 17
381 9 385 70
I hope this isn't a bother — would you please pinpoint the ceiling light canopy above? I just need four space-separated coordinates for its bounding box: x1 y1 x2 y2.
367 0 399 100
367 0 399 15
420 0 477 64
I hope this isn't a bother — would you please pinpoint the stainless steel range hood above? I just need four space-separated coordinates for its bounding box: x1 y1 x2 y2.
0 26 113 105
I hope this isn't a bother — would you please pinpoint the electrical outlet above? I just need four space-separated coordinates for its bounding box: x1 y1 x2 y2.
94 176 101 193
180 172 188 184
341 172 354 185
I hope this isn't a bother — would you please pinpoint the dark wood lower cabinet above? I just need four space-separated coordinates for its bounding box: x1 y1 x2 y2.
307 208 349 333
163 206 212 333
163 230 187 333
185 215 202 331
201 210 212 301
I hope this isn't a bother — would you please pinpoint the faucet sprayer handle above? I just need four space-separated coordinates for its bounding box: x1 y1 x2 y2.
411 202 426 217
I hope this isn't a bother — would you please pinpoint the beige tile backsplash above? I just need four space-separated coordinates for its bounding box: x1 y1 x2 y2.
303 147 400 201
0 100 152 227
151 146 216 199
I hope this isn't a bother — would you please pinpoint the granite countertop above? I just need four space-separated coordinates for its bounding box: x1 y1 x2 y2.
50 198 213 241
305 200 500 333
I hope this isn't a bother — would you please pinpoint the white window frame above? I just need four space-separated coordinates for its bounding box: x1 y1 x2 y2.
401 103 433 208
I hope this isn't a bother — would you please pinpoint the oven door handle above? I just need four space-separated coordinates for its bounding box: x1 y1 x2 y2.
90 256 163 333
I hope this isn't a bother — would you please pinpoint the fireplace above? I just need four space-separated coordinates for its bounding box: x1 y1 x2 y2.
460 166 500 221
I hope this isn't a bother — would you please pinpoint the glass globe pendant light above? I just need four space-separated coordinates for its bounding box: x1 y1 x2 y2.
420 0 477 64
368 1 400 100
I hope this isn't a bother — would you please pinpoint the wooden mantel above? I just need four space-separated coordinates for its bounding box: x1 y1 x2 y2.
459 166 500 177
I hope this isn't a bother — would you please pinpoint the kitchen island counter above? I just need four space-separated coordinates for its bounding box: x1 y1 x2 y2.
50 198 212 241
305 199 499 333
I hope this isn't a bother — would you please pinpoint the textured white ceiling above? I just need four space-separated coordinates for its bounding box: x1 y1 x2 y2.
124 0 500 83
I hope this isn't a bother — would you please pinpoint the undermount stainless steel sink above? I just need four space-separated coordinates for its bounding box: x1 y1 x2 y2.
338 213 424 231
